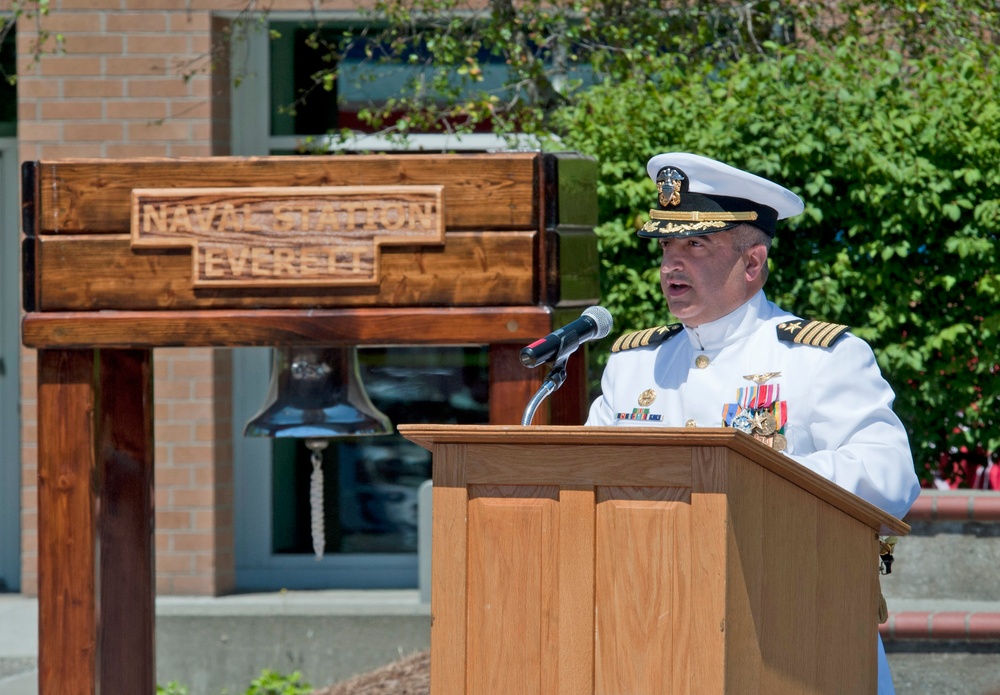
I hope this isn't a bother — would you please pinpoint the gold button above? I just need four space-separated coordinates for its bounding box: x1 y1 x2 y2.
685 419 697 428
695 354 710 369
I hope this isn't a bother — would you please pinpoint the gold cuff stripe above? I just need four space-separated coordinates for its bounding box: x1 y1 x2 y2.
649 209 759 222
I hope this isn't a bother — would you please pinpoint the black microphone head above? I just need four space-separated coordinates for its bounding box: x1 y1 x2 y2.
582 306 614 340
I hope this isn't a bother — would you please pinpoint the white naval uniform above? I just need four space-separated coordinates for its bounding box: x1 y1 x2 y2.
585 290 921 694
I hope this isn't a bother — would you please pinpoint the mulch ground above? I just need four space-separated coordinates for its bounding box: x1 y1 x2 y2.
311 650 430 695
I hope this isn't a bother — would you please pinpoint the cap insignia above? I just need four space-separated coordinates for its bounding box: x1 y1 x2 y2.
657 166 685 208
777 320 850 348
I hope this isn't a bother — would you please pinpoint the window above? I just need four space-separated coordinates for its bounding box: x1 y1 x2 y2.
0 26 15 137
270 346 489 557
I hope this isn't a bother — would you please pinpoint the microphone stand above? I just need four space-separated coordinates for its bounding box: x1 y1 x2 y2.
520 355 569 426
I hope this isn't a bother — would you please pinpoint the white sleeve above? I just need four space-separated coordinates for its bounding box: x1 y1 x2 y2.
584 358 617 426
786 336 921 520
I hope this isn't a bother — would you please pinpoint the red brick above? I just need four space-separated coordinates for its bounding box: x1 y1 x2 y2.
126 34 191 55
172 445 215 465
64 79 125 98
170 143 218 157
128 120 191 141
13 79 62 99
173 532 216 552
934 495 972 521
106 13 169 33
154 466 193 491
34 55 103 77
25 12 103 33
169 356 216 378
40 100 104 120
154 489 172 509
172 488 216 508
971 494 1000 522
64 122 124 142
889 611 931 639
904 493 934 521
168 401 214 421
124 0 196 9
156 554 194 573
105 56 170 77
16 122 63 141
127 77 193 98
61 33 125 55
169 98 213 120
167 11 213 32
155 379 194 400
58 0 122 9
930 612 968 640
968 613 1000 639
106 144 172 158
39 144 107 158
157 423 195 443
157 510 195 530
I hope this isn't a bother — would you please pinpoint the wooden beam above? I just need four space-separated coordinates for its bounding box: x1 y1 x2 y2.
33 154 540 233
33 231 536 312
22 306 557 348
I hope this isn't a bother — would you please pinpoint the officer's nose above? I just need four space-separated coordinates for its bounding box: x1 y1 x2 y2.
660 246 682 273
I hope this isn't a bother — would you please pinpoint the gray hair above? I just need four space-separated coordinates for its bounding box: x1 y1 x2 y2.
730 224 771 284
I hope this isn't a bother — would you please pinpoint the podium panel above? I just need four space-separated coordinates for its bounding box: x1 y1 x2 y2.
399 425 910 695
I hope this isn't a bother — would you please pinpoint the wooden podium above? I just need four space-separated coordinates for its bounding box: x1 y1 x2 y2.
398 424 910 695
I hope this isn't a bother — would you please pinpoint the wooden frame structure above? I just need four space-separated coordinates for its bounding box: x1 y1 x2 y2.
21 152 599 694
399 425 910 695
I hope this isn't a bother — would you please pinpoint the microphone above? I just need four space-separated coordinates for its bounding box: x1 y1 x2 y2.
520 306 613 368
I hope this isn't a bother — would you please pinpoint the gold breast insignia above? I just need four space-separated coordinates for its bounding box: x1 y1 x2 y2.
743 372 781 384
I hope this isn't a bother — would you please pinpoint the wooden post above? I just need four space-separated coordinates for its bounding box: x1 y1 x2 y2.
38 349 155 695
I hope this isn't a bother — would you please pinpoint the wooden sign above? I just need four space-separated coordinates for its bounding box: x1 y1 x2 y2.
130 185 445 288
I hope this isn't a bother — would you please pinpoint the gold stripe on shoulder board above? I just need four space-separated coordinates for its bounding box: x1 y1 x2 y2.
612 324 683 353
776 320 850 348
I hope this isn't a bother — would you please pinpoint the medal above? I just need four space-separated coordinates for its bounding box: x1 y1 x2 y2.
772 433 787 451
754 411 777 436
731 413 754 434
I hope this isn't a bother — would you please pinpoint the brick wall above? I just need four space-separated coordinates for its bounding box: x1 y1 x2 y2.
15 1 241 595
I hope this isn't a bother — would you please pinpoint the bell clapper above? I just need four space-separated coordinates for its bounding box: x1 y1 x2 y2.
305 439 329 560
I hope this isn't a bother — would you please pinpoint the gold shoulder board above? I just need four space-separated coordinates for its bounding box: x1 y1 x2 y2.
611 324 683 353
776 320 850 348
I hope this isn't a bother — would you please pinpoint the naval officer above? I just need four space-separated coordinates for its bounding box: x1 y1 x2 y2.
585 152 921 694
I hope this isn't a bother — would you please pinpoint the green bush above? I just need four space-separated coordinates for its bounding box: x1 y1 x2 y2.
245 669 312 695
157 669 311 695
551 43 1000 483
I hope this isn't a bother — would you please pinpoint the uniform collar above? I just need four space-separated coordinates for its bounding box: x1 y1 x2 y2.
683 290 767 351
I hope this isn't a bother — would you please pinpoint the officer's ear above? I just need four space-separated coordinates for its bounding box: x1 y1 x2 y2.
743 243 768 284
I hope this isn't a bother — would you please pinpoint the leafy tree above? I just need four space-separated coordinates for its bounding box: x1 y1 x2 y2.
269 0 1000 146
550 43 1000 483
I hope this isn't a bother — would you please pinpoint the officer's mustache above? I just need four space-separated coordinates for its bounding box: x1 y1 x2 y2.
661 273 692 286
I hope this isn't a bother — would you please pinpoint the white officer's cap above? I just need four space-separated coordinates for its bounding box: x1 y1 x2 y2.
640 152 804 239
